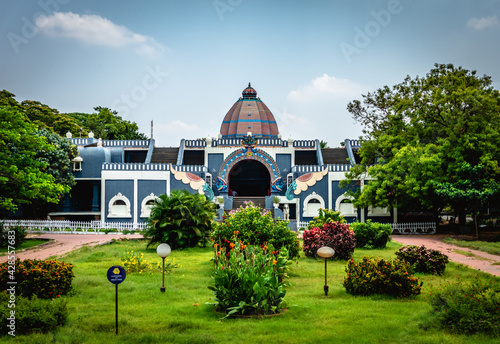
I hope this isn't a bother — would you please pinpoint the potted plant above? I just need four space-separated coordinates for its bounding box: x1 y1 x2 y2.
217 196 225 209
272 196 280 208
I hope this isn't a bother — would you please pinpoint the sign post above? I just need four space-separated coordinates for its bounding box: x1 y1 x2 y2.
107 265 126 335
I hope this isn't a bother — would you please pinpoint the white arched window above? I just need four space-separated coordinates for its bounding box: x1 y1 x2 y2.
335 194 357 217
140 193 158 218
108 193 132 218
302 192 325 217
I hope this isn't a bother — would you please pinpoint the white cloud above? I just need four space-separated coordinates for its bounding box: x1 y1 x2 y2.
287 74 365 102
35 12 163 56
467 15 499 30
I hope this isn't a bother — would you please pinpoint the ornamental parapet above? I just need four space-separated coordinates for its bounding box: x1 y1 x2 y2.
102 163 171 171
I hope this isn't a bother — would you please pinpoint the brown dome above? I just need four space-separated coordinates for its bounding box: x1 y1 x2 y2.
220 83 280 139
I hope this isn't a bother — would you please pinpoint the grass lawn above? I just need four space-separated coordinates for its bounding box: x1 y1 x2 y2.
0 239 50 254
443 237 500 256
2 239 499 344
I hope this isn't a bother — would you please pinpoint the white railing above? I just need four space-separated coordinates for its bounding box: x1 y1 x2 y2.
390 222 436 235
295 221 436 235
1 220 146 234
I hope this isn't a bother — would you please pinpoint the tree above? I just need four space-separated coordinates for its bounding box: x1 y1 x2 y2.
84 107 148 140
342 64 500 223
0 108 69 212
434 163 500 238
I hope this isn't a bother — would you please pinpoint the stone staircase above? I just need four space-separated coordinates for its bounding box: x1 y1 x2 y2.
321 148 350 164
150 147 179 164
232 196 266 210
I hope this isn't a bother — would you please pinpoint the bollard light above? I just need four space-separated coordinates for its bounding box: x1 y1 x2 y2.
156 243 171 293
317 246 335 296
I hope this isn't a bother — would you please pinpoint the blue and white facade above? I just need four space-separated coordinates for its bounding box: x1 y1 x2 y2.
51 84 396 228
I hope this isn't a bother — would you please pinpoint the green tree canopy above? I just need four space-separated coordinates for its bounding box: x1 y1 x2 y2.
342 63 500 220
84 107 148 140
0 108 69 212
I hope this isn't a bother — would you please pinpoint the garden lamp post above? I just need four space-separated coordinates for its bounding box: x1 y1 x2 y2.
156 243 171 293
317 246 335 296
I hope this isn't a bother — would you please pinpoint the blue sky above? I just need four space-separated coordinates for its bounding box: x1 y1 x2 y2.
1 0 499 147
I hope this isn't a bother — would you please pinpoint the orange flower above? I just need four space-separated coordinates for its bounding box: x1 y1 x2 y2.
230 242 235 249
273 259 277 265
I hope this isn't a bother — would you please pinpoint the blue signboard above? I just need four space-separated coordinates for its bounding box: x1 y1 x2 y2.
107 265 126 285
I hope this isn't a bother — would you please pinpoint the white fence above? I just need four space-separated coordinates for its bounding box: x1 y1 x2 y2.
296 221 436 235
1 220 146 234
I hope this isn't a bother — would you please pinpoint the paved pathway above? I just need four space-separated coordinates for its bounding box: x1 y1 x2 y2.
391 234 500 277
2 233 499 277
0 233 144 263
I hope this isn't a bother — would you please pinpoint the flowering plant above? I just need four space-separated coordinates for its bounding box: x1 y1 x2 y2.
343 256 422 297
211 201 300 258
209 242 291 317
121 250 179 274
395 245 449 275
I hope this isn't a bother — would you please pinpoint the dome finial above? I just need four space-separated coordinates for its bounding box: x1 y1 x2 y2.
248 82 251 87
242 83 257 98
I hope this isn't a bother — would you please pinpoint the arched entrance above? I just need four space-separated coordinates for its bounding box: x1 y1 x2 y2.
229 160 270 196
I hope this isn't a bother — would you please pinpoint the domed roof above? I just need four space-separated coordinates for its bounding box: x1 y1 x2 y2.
220 83 279 139
242 83 257 98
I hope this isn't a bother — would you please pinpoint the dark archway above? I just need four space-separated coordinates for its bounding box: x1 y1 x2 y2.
229 160 270 196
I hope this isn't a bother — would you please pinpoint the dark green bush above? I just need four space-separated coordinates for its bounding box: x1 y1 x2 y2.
144 190 217 249
350 220 392 248
208 242 290 317
395 245 449 275
0 292 68 335
211 202 300 259
343 256 422 297
429 278 500 336
302 221 356 260
0 224 27 248
0 259 74 299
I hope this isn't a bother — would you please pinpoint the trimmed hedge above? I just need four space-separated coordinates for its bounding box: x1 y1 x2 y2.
350 220 392 249
0 259 74 299
344 256 422 297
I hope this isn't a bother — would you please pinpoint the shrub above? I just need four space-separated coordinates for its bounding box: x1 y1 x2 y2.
144 190 217 249
211 201 300 259
307 208 346 230
343 256 422 297
429 278 500 335
208 242 290 317
350 220 392 249
0 293 68 335
395 245 449 275
302 221 356 260
0 259 74 299
0 224 27 248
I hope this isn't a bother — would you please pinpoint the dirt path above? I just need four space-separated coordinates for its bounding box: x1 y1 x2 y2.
0 233 144 263
391 234 500 277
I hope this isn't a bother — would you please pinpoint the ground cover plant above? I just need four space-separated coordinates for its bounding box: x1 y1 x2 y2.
1 239 499 343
